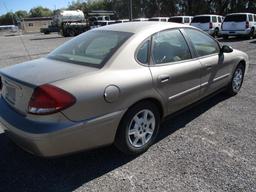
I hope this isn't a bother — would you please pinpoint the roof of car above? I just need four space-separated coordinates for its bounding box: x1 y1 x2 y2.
226 12 255 15
150 17 170 19
93 21 188 34
194 14 223 17
170 16 193 18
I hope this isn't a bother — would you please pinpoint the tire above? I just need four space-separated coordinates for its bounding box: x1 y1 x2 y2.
251 28 255 39
61 29 69 37
223 35 229 40
213 28 219 38
225 64 245 96
115 101 160 155
69 29 75 37
246 28 254 39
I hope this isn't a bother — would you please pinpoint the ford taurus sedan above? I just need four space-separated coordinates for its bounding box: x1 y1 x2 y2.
0 22 249 157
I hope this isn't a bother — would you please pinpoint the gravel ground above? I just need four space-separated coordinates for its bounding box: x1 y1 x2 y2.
0 33 255 192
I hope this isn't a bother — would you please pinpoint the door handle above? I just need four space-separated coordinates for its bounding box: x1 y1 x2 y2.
158 75 170 83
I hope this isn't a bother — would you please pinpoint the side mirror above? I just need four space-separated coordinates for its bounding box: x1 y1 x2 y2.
221 45 233 53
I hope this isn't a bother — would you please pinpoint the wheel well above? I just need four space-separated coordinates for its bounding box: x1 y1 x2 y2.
239 60 246 70
127 98 164 119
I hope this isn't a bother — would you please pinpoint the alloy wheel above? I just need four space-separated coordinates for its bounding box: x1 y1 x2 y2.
232 67 243 92
128 109 156 148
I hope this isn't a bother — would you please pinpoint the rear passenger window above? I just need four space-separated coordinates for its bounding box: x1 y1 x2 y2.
185 29 219 57
218 17 222 23
137 40 149 64
248 15 253 22
184 17 189 23
212 16 217 23
254 15 256 21
152 29 191 64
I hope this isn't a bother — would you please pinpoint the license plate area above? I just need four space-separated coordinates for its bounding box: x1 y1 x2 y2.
2 79 20 106
5 85 16 104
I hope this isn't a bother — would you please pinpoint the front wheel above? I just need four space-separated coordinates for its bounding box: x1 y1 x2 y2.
115 101 160 155
225 64 245 96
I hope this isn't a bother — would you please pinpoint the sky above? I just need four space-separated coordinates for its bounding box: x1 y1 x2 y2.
0 0 71 15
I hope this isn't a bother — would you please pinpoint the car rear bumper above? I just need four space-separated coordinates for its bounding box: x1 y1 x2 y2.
220 29 251 36
0 97 124 157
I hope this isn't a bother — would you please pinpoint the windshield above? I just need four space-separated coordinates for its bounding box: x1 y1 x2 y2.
48 30 132 68
224 14 247 22
149 18 159 21
192 16 210 23
169 17 183 23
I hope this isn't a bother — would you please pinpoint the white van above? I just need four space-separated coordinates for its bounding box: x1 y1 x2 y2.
148 17 170 22
169 16 193 25
133 18 149 22
190 14 223 37
220 13 256 39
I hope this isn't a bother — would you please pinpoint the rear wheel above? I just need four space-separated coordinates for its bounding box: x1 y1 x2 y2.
225 64 245 96
223 35 229 40
213 28 219 38
246 28 254 39
115 101 160 155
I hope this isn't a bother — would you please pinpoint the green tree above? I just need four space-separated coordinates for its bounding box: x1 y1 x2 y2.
68 0 88 12
29 6 53 17
0 12 16 25
15 10 29 20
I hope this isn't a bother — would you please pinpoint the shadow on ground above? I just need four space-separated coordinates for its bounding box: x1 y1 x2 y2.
249 40 256 44
0 93 230 192
218 36 250 43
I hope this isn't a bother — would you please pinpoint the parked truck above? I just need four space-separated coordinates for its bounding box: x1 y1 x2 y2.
41 10 117 37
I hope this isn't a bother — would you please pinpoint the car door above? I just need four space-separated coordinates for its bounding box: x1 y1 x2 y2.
183 28 233 97
148 29 202 114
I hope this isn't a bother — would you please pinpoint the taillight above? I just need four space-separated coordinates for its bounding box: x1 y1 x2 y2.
209 22 213 29
246 21 249 28
28 84 76 115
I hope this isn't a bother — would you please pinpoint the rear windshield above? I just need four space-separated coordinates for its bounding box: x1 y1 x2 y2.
169 17 183 23
48 30 132 68
149 18 159 21
224 14 247 22
192 16 210 23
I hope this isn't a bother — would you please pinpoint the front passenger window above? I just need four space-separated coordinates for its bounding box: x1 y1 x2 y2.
184 18 189 23
185 28 220 57
248 15 253 22
152 29 191 64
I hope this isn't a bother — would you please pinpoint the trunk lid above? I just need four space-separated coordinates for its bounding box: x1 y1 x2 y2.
0 58 98 114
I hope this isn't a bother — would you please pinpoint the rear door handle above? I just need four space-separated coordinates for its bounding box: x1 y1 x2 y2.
158 75 170 83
